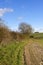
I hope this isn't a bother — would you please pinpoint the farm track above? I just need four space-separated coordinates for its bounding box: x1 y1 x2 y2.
23 43 43 65
23 45 31 65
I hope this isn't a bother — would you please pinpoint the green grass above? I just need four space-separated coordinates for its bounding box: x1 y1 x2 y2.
33 33 43 37
0 40 28 65
36 39 43 46
31 33 43 46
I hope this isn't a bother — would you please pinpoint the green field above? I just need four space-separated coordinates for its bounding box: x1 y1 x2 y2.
32 33 43 46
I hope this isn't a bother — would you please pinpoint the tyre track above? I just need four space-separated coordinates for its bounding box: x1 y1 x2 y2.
23 43 43 65
33 44 43 64
23 45 31 65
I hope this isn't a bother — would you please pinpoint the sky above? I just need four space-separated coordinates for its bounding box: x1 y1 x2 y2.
0 0 43 32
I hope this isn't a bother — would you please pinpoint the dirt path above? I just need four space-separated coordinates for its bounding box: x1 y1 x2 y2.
23 44 31 65
23 43 43 65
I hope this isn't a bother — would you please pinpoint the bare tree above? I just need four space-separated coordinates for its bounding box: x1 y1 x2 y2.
19 23 33 34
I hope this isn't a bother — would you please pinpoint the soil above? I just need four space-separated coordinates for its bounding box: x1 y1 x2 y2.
23 43 43 65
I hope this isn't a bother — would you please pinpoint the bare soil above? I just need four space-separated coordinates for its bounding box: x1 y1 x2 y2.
23 43 43 65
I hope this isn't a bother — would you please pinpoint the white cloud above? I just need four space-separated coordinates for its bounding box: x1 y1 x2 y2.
0 8 14 16
34 28 43 32
18 17 23 20
38 29 43 32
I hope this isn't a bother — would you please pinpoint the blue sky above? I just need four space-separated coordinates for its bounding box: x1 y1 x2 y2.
0 0 43 32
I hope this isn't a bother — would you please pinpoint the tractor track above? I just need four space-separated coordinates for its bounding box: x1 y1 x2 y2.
23 43 43 65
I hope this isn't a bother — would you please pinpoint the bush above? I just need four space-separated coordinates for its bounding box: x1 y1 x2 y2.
0 24 12 44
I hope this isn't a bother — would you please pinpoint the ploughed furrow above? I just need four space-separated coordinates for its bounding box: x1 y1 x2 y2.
23 45 31 65
31 44 43 63
32 44 43 64
23 43 43 65
29 46 39 65
29 43 43 65
23 49 27 65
